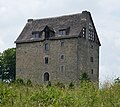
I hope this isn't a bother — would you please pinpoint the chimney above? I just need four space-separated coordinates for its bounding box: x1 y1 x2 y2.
82 10 90 14
27 19 33 23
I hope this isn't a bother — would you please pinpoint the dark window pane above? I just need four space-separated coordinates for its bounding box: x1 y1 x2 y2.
60 66 64 72
91 69 93 74
45 57 48 64
44 72 49 81
59 30 66 35
90 57 93 62
60 41 64 46
32 31 41 38
45 43 49 51
61 55 64 59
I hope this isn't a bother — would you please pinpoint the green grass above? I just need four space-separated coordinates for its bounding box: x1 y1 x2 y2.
0 81 120 107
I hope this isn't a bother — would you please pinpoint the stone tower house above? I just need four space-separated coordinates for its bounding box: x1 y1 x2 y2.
15 11 101 84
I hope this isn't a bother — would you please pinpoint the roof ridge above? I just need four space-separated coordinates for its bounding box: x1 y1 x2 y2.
29 12 82 22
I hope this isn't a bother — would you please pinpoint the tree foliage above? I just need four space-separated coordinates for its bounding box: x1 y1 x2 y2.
114 77 120 84
80 72 90 82
0 48 16 81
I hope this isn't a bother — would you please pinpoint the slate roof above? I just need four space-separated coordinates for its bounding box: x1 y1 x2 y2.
15 11 101 46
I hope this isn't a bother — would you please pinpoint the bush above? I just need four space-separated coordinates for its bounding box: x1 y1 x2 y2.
15 78 25 85
46 81 52 87
26 79 32 86
80 72 90 83
69 82 74 89
55 82 65 89
114 77 120 84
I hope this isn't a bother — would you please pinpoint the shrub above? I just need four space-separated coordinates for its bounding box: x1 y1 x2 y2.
15 78 25 85
80 72 90 83
55 82 65 89
69 82 74 89
46 81 52 87
26 79 32 86
114 77 120 84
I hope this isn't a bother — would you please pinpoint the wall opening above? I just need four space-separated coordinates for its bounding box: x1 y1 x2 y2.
44 72 49 81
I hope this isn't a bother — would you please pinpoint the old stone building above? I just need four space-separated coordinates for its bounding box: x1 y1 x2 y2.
15 11 101 84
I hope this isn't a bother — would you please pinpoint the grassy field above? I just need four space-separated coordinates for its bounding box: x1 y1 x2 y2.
0 81 120 107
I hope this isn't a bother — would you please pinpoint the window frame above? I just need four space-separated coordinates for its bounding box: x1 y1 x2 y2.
60 65 64 72
32 31 41 38
91 69 94 74
45 57 48 64
60 41 64 47
61 55 64 60
90 57 93 62
59 29 66 35
45 43 49 51
82 27 86 38
44 72 49 81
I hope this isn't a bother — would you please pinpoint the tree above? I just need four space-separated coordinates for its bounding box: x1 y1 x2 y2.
0 48 16 81
79 72 90 83
0 52 3 80
114 77 120 84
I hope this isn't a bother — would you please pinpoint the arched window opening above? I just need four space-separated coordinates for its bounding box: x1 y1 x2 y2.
44 72 49 81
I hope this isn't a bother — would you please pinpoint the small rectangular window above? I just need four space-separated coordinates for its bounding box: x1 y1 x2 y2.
45 57 48 64
60 41 64 46
59 30 66 35
82 27 86 38
90 57 93 62
90 45 93 49
91 69 93 74
61 55 64 59
88 30 95 41
45 43 49 51
60 65 64 72
32 31 41 38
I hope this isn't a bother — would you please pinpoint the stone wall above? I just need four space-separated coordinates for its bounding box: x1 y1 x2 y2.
16 38 79 84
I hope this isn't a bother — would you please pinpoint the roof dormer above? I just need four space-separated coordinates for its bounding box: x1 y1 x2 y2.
43 25 55 39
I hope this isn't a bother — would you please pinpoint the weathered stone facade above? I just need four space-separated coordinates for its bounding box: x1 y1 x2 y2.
15 11 101 84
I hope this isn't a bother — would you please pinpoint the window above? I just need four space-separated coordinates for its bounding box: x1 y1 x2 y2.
45 43 49 51
60 66 64 72
45 57 48 64
60 41 64 46
90 45 93 49
59 29 66 35
89 30 95 41
44 72 49 81
32 31 41 38
90 57 93 62
91 69 93 74
89 23 93 29
61 55 64 59
82 27 86 38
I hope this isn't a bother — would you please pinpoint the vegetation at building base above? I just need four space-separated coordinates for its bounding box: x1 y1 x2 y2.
0 79 120 107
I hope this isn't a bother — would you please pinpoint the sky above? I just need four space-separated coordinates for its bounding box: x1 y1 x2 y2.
0 0 120 83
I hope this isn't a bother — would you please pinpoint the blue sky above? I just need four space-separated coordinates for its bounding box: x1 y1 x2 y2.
0 0 120 83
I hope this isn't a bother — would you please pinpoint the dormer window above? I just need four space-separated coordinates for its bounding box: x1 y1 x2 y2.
44 26 55 39
59 29 66 35
32 31 41 38
59 27 70 35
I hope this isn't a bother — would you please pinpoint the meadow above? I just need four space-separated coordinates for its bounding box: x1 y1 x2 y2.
0 80 120 107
